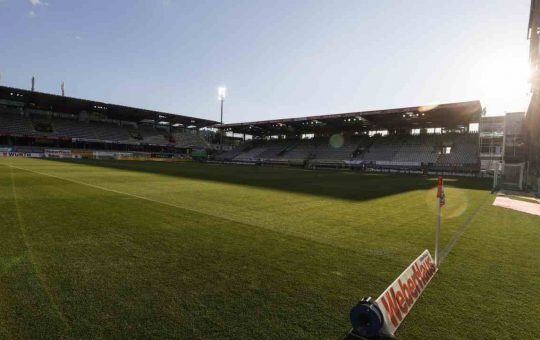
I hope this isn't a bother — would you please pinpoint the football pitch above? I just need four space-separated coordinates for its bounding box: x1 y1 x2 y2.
0 158 538 339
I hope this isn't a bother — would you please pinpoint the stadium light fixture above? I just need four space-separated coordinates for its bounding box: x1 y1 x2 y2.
218 87 227 101
218 86 227 151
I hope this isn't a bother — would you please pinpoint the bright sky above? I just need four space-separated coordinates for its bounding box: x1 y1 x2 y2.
0 0 532 122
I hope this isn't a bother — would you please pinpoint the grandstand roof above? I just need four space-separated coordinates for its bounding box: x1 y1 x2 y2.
0 85 217 128
215 100 482 136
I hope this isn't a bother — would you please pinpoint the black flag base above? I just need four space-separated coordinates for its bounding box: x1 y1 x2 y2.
344 297 388 340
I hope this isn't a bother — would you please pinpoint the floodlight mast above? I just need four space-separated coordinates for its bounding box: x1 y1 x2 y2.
218 87 226 151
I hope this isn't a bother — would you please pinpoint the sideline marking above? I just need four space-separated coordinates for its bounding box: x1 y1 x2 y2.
7 163 376 255
8 165 70 332
8 164 207 214
438 193 492 264
8 163 490 266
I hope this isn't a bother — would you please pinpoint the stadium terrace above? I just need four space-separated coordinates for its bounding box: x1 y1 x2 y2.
0 83 531 186
0 85 216 128
214 100 481 136
0 85 217 157
212 101 488 175
0 87 486 174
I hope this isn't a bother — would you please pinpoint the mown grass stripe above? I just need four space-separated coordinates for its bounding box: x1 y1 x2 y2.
7 163 374 258
7 164 71 333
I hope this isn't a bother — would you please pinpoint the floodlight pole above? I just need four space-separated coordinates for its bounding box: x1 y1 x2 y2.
218 87 226 152
220 97 224 151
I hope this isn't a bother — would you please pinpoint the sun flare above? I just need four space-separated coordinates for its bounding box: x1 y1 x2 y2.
477 51 531 114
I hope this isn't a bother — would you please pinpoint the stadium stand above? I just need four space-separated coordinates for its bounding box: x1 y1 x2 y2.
312 138 359 160
0 85 217 156
359 135 440 167
31 117 56 135
52 118 97 139
257 140 290 159
138 126 170 144
234 146 269 162
214 142 252 161
218 132 480 172
0 112 33 135
362 143 397 162
172 132 209 148
92 121 132 141
226 140 289 162
0 85 485 172
434 134 479 169
279 140 315 161
215 100 483 172
0 106 207 140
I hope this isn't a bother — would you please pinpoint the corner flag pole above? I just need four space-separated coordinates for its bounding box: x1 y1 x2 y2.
435 194 441 267
435 176 445 267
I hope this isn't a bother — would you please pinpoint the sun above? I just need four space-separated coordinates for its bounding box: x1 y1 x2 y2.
477 51 531 114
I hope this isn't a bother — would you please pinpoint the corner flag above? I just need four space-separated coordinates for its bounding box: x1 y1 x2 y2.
434 176 445 267
436 176 445 207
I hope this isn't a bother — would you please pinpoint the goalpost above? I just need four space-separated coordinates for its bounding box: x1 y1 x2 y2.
493 162 525 191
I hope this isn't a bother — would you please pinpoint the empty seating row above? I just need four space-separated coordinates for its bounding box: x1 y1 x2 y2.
0 113 33 134
222 133 479 170
0 112 207 148
92 121 131 141
53 118 96 139
235 147 268 161
436 143 478 165
173 132 208 148
312 142 358 160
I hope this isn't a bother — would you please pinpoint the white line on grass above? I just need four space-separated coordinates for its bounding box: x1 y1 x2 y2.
6 164 384 255
438 193 492 265
8 164 71 332
9 164 324 239
8 164 202 213
9 163 487 265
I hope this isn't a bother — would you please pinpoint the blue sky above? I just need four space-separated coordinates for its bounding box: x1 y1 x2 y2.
0 0 532 122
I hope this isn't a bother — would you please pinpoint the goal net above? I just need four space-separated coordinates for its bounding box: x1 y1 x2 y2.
493 162 525 191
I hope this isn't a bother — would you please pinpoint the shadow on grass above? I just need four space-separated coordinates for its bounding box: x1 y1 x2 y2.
44 158 491 202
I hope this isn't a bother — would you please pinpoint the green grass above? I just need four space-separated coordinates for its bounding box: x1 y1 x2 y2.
0 158 538 339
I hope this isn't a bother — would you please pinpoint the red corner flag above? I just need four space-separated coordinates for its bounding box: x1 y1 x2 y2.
436 176 445 207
